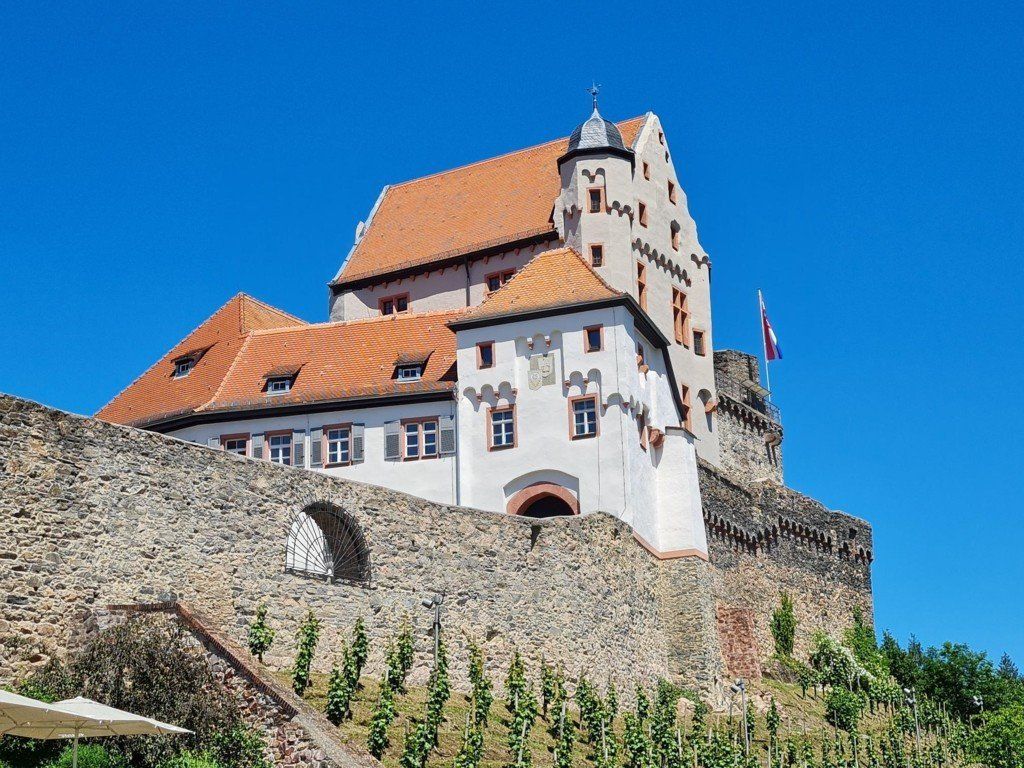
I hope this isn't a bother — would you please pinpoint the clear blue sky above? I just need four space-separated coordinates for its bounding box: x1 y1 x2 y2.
2 2 1021 663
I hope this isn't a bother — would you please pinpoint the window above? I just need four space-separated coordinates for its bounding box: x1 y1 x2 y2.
570 396 598 439
642 161 650 180
326 426 352 466
397 365 423 381
588 187 604 213
638 201 648 228
668 180 677 204
485 269 515 294
589 244 604 267
584 325 603 353
267 377 292 394
681 384 692 432
672 288 689 345
173 358 194 378
637 261 647 311
658 130 665 145
379 293 409 315
489 407 515 450
268 433 292 465
671 222 681 251
221 435 248 456
404 420 438 459
636 342 646 367
637 412 648 451
693 330 706 356
285 502 370 584
477 341 495 369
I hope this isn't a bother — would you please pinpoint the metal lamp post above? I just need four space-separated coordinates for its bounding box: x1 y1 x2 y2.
904 687 921 752
730 679 749 755
421 593 444 667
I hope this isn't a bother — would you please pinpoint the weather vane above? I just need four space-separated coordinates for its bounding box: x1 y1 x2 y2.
588 82 601 110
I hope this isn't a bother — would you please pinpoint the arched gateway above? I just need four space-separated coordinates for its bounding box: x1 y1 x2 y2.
506 482 579 518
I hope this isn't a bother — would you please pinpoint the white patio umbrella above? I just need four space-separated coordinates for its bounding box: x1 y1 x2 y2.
0 688 83 735
2 694 191 768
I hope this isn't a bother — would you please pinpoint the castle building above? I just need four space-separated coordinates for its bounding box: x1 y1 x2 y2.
97 105 785 561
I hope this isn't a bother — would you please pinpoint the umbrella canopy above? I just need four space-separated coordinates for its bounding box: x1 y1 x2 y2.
45 697 192 738
0 689 83 737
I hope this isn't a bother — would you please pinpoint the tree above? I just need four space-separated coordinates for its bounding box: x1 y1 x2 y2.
246 603 276 664
969 703 1024 768
998 653 1021 681
919 641 999 719
770 592 797 657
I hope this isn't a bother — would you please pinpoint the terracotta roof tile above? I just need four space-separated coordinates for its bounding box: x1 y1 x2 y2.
455 247 622 324
334 115 648 285
96 294 306 427
202 310 461 414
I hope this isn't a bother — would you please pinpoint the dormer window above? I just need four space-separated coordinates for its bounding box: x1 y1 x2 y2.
397 365 423 381
267 377 292 394
173 358 195 378
485 269 515 294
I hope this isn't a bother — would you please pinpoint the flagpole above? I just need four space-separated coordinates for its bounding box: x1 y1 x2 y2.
758 290 772 399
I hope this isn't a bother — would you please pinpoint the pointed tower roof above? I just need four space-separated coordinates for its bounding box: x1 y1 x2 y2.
559 97 636 166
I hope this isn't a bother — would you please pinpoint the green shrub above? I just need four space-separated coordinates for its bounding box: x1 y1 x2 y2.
769 592 797 657
44 743 124 768
291 610 321 696
824 686 865 732
246 604 275 664
158 753 222 768
209 726 271 768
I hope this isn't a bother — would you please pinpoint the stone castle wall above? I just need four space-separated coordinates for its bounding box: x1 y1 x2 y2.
0 393 872 702
713 350 784 485
699 462 874 667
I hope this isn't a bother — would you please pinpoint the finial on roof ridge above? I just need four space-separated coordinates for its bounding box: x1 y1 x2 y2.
588 82 601 111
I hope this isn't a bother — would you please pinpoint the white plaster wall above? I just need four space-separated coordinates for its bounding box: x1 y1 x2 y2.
169 400 458 505
454 306 706 555
329 242 560 321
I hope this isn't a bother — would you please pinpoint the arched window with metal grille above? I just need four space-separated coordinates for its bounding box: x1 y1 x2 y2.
285 502 370 584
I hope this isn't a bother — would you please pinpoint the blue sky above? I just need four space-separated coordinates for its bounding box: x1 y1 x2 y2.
2 2 1022 663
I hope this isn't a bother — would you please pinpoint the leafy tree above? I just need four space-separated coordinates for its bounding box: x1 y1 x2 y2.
844 607 887 676
246 603 275 664
919 641 999 719
770 592 797 657
998 653 1021 681
969 704 1024 768
881 632 924 691
291 610 321 696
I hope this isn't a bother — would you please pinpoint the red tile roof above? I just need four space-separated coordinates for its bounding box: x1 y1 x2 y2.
97 297 462 428
454 247 622 324
96 294 306 427
333 115 648 286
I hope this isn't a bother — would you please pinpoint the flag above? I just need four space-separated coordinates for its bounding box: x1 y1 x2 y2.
760 291 783 361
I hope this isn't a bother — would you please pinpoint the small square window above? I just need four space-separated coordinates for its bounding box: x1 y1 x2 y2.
668 180 677 204
490 408 515 449
571 397 598 439
268 433 292 465
642 161 650 180
397 365 423 381
267 377 292 394
380 294 409 315
173 359 194 378
222 437 247 456
589 244 604 267
671 223 681 251
588 188 603 213
585 326 603 353
477 342 494 369
638 202 648 228
485 270 515 294
693 330 706 356
326 427 351 465
403 420 439 459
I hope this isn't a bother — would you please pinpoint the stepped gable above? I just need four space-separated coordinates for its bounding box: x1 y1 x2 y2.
202 309 462 412
333 116 647 286
452 246 622 325
96 293 306 427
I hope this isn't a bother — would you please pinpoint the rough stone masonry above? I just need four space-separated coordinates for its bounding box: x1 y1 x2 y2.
0 393 872 703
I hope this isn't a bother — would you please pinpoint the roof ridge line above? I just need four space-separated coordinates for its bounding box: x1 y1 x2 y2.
95 293 251 418
237 293 309 327
388 116 648 190
200 330 256 413
245 307 470 338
